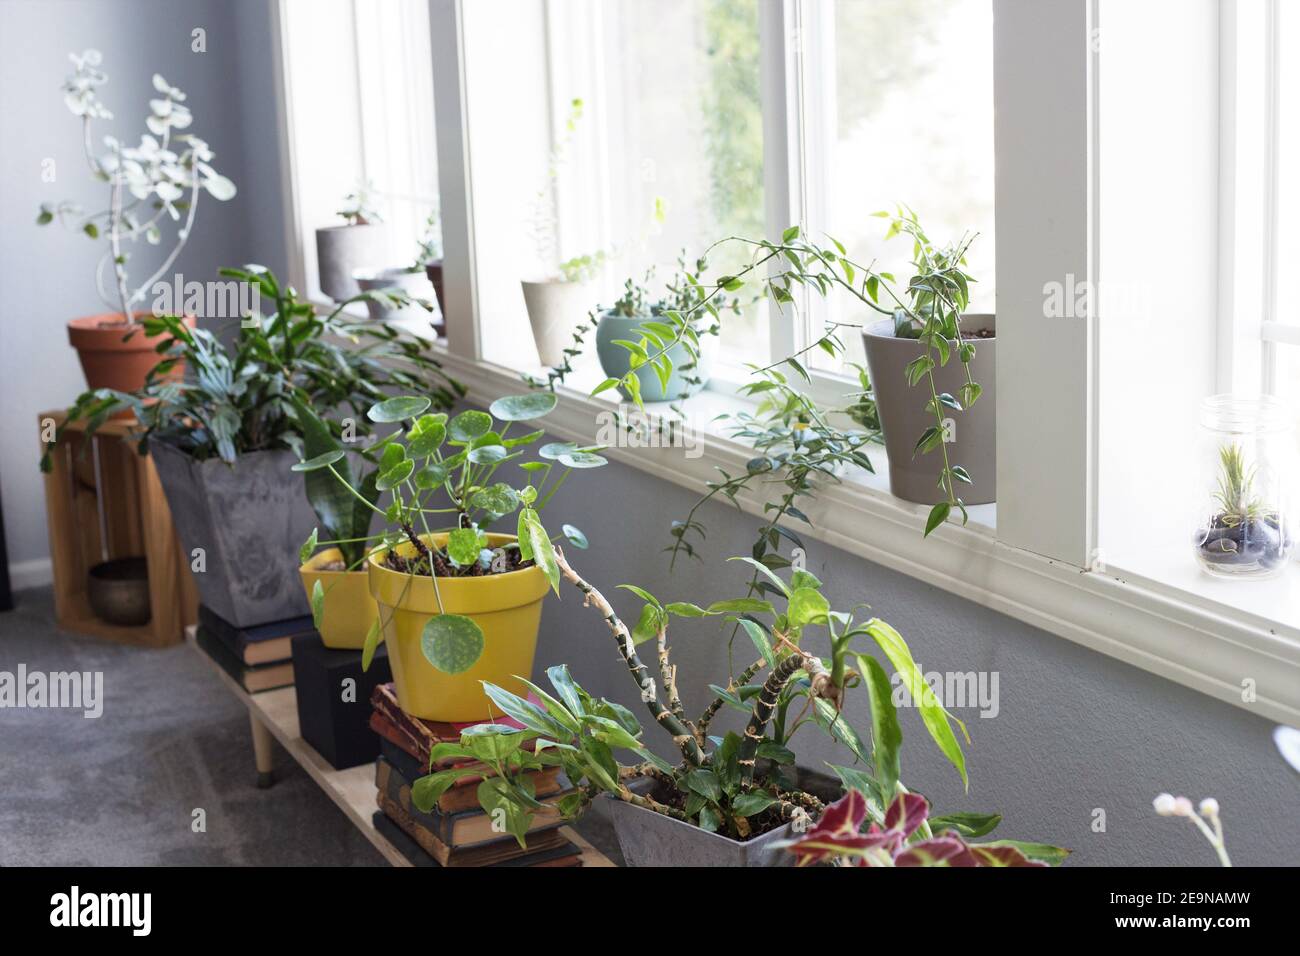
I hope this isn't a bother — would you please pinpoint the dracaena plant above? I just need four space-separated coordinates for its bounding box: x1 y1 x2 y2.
41 264 462 478
294 391 606 672
780 788 1067 867
38 50 237 326
594 218 983 537
411 550 988 847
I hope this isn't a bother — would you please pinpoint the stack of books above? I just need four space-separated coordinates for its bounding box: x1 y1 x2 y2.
194 605 305 693
369 683 583 867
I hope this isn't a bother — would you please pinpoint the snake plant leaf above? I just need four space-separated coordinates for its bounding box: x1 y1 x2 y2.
420 614 485 674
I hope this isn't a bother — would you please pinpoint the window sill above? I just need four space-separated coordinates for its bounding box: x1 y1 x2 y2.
429 344 1300 725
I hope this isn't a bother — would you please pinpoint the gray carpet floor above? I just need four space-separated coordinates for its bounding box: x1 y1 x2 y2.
0 588 621 866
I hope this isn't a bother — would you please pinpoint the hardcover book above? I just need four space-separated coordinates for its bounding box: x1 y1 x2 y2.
195 626 294 693
198 604 315 665
371 811 582 868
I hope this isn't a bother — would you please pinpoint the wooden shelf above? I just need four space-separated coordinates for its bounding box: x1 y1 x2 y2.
186 629 613 868
39 410 197 646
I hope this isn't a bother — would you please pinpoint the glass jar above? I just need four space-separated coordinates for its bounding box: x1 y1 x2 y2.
1192 395 1296 579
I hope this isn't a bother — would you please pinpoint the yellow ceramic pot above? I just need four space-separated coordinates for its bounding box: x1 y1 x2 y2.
299 548 381 650
367 532 547 722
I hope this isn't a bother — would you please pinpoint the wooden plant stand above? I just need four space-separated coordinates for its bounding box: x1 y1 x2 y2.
39 410 198 646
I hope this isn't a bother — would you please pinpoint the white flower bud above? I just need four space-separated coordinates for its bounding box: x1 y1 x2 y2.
1199 797 1219 818
1173 796 1194 817
1153 793 1177 816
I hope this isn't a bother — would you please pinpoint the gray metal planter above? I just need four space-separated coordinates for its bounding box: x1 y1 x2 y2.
604 791 795 867
149 437 317 628
861 314 996 506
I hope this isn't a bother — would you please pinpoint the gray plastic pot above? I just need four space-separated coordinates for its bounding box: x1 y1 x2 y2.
861 314 996 506
149 437 318 628
315 223 386 302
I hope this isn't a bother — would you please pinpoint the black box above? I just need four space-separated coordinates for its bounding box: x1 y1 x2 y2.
292 633 392 770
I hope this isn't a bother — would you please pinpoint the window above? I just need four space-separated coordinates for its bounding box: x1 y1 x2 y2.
802 0 996 373
1265 0 1298 406
279 0 439 302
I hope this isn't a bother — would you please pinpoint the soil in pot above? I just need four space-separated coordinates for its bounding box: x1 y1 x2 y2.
67 312 194 399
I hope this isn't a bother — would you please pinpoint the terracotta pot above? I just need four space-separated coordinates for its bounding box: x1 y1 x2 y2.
67 312 194 395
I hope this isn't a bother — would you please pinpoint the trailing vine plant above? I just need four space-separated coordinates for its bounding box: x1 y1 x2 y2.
594 219 983 538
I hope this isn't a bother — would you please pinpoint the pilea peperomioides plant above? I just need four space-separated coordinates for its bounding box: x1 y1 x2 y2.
410 549 998 848
295 391 606 672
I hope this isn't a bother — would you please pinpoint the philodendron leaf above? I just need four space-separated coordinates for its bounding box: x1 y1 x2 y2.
360 617 381 672
299 528 318 566
368 395 431 423
864 618 969 790
310 579 325 630
448 409 492 442
420 614 485 674
489 392 558 421
447 528 486 566
291 450 345 472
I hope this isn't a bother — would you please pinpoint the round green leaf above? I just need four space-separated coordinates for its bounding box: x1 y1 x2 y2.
539 442 578 460
420 614 485 674
376 458 414 491
446 528 487 566
367 396 431 423
562 524 588 549
468 444 508 464
489 393 558 421
406 415 447 458
449 409 492 442
558 451 608 469
469 483 520 516
414 461 451 490
291 449 345 472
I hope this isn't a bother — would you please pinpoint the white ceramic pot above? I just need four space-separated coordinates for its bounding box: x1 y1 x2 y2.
521 279 592 366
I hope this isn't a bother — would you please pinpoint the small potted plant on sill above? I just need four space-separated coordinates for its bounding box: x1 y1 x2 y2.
408 551 1065 866
593 254 734 403
354 207 444 332
44 265 463 629
417 206 448 321
521 98 607 367
859 206 995 509
296 390 605 721
38 50 237 395
316 180 387 302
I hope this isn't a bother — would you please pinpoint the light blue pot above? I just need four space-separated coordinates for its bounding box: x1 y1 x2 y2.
595 311 715 403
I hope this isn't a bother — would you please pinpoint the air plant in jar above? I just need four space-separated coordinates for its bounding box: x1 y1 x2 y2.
1196 443 1290 575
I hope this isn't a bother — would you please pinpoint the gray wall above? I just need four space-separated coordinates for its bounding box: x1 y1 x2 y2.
0 0 287 577
2 0 1294 868
530 450 1299 866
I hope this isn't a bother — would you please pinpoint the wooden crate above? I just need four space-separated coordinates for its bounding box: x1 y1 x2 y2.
39 410 198 646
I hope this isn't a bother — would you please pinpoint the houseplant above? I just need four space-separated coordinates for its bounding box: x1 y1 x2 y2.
44 265 463 628
521 98 606 366
410 550 1065 866
39 50 236 394
417 208 447 320
860 207 994 507
316 180 386 302
354 209 444 331
594 255 734 402
594 222 983 537
297 390 605 720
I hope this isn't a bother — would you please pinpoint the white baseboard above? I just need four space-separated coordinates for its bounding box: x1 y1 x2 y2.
9 558 53 591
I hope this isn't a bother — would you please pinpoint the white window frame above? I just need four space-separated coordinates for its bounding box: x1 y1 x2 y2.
272 0 1300 724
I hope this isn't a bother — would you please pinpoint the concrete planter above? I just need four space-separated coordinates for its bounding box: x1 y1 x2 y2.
604 790 794 867
315 223 386 302
861 314 996 506
521 279 592 366
595 311 717 402
354 266 442 335
149 437 318 628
